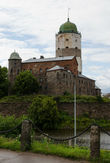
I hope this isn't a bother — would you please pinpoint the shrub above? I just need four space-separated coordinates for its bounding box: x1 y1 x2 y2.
13 71 39 95
28 96 60 129
0 115 26 137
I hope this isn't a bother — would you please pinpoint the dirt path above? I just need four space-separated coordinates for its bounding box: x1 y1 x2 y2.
0 149 90 163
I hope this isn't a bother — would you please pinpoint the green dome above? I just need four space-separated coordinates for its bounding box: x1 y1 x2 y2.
9 51 21 60
59 18 78 34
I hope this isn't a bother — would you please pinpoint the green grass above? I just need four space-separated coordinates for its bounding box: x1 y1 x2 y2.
0 136 110 162
31 140 90 160
0 95 36 103
0 94 110 103
0 136 20 151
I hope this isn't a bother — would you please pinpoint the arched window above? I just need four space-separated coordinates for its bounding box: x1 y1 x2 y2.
66 38 69 41
66 46 69 48
75 47 78 49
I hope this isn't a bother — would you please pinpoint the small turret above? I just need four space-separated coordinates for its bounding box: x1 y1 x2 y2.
8 51 22 84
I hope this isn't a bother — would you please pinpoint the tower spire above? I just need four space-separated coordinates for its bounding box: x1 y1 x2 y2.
67 8 70 21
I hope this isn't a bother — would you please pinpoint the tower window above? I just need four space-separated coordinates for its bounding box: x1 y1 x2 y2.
66 39 69 41
58 48 60 50
10 68 13 73
17 69 19 74
75 47 78 49
66 46 69 48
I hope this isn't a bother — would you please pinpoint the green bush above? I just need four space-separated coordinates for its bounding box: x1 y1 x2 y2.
28 95 60 129
0 115 26 137
13 71 39 95
0 66 9 98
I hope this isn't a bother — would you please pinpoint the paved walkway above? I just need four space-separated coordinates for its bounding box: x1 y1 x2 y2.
0 149 90 163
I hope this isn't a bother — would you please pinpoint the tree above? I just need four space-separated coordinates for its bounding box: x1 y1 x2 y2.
0 66 9 98
28 96 60 129
13 71 39 95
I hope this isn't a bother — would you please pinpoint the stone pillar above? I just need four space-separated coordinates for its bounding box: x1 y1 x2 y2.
90 125 100 158
21 120 32 151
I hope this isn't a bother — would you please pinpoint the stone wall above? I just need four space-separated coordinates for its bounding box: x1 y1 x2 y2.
58 102 110 119
0 102 110 119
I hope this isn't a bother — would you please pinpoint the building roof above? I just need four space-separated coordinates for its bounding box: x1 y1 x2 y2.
47 65 64 72
23 56 75 63
59 18 78 34
78 74 95 81
9 51 21 60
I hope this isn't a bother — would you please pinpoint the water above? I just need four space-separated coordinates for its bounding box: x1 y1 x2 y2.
35 129 110 150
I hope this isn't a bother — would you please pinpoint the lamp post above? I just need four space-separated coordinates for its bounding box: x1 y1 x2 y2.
74 76 76 146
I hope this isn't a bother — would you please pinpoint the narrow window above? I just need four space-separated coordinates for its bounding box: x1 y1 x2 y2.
40 68 43 72
10 68 13 73
63 73 65 78
17 69 19 74
66 38 69 41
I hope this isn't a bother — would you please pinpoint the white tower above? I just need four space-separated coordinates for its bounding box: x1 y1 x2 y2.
56 18 82 74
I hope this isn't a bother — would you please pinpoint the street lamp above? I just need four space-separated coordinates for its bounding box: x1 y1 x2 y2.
74 76 76 146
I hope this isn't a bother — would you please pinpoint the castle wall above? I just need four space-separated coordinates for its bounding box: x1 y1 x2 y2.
0 102 109 119
46 69 74 95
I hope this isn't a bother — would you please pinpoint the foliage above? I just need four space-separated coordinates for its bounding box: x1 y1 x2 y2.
0 66 9 98
28 95 60 129
56 95 110 103
13 71 39 95
0 95 36 103
0 115 27 137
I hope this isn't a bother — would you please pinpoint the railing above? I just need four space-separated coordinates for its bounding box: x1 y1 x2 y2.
0 119 110 159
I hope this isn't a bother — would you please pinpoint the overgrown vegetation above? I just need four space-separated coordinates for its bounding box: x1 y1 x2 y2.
13 71 39 95
0 66 9 98
0 136 110 162
28 96 60 129
1 94 110 103
58 111 110 130
0 115 27 137
55 95 110 103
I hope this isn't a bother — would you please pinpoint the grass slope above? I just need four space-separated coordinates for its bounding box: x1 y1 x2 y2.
0 136 110 162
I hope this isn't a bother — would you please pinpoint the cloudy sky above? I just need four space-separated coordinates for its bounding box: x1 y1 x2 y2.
0 0 110 94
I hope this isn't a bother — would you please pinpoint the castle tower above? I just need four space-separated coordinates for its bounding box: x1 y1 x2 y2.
8 51 22 84
56 18 82 74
